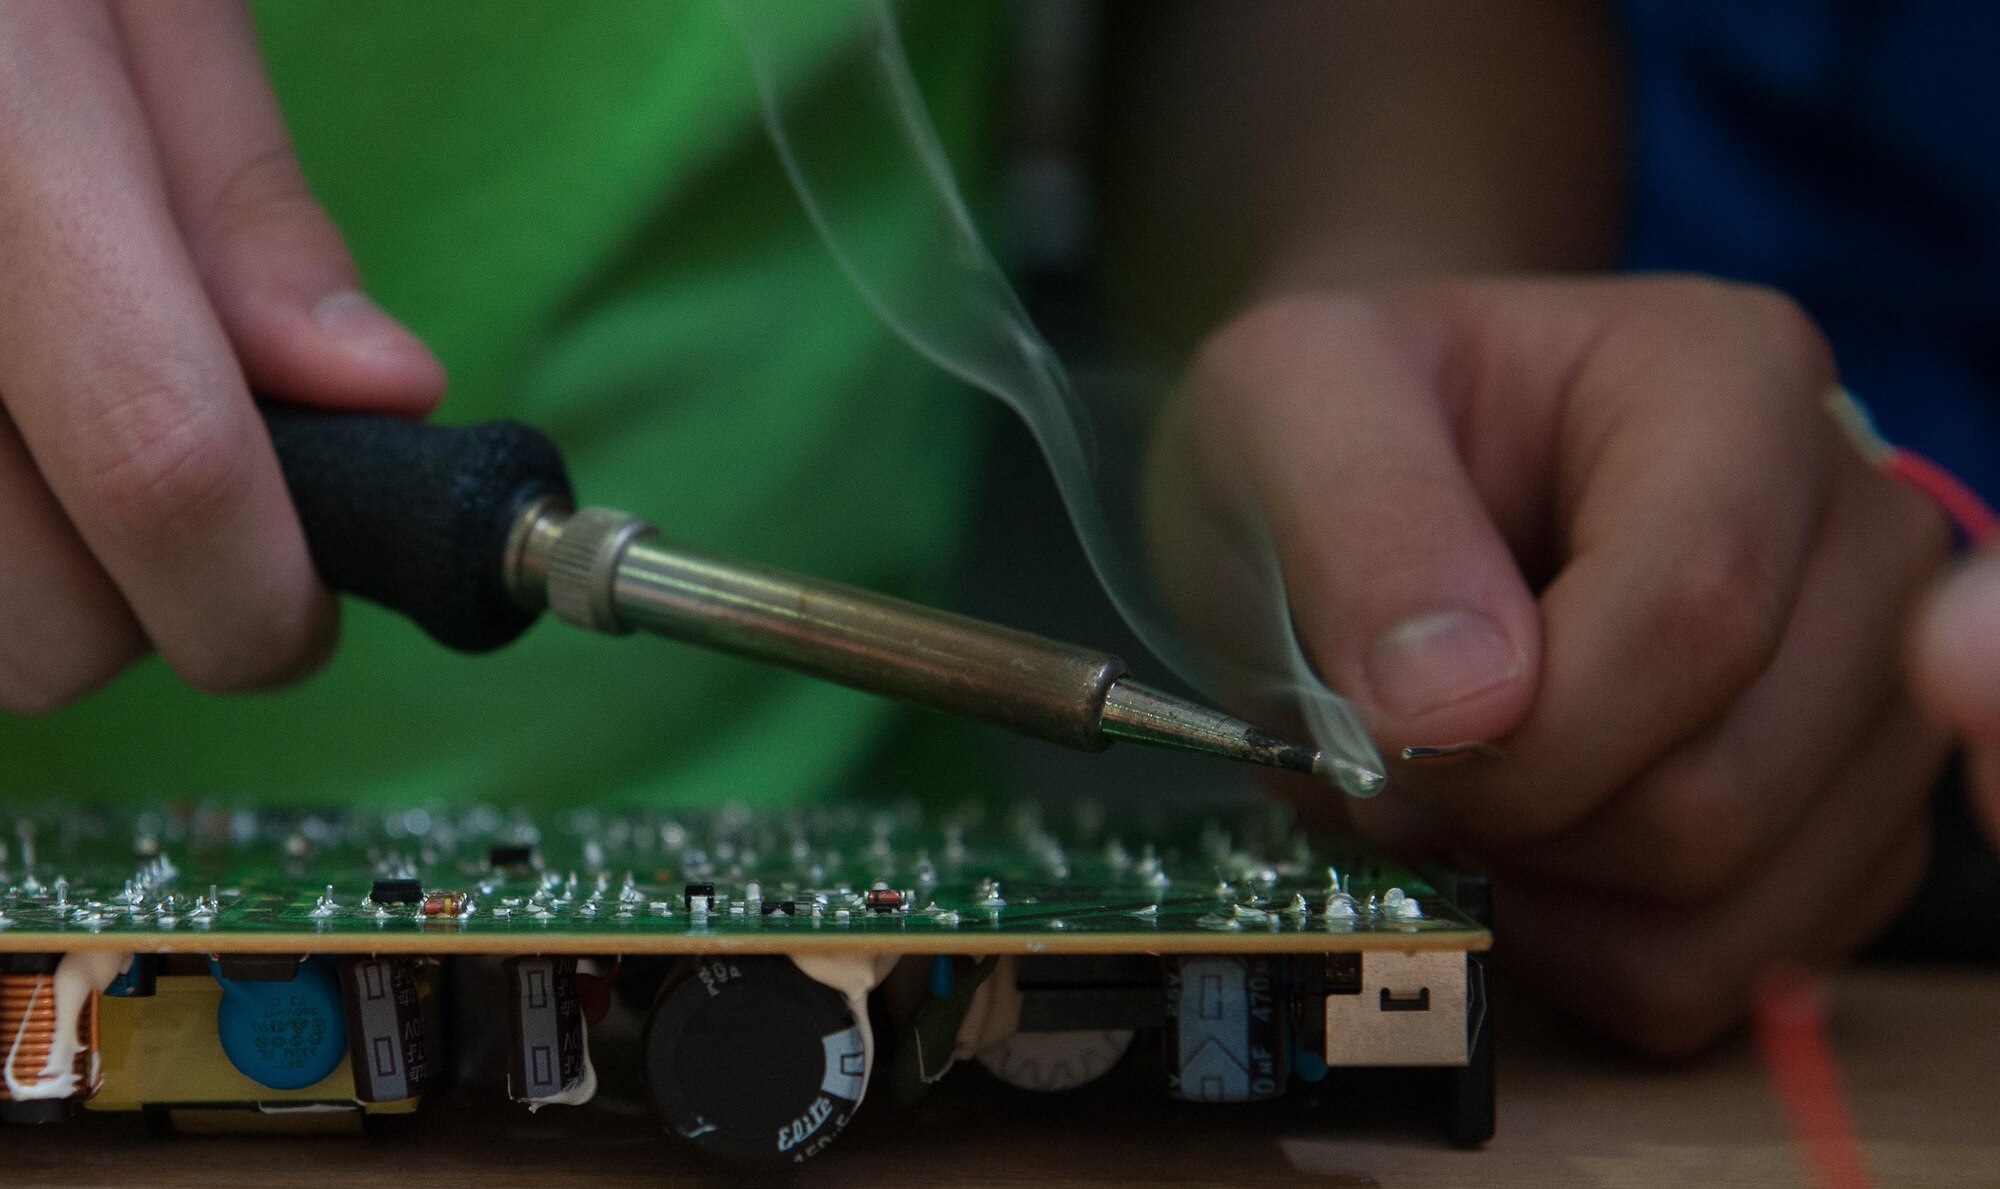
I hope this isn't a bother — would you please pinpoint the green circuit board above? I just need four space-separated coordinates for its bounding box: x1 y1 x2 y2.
0 801 1486 954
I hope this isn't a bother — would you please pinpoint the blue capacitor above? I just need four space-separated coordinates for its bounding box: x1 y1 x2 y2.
211 956 349 1090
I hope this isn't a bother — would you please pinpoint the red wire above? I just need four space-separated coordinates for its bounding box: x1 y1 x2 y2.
1885 447 2000 547
1748 413 1986 1189
1753 965 1873 1189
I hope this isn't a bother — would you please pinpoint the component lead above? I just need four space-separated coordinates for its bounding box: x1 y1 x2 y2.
1401 741 1505 763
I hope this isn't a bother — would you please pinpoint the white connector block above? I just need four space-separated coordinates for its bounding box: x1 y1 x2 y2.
1323 950 1468 1067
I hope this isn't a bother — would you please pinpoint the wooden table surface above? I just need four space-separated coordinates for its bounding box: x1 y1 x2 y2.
3 966 1994 1189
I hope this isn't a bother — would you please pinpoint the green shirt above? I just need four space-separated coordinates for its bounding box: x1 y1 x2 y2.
1 2 997 808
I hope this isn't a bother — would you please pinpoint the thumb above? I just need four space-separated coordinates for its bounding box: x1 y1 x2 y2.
1186 296 1541 752
1913 551 2000 738
116 0 444 414
1911 550 2000 842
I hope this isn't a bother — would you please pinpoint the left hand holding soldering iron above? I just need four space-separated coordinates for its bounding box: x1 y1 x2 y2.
1151 276 1954 1055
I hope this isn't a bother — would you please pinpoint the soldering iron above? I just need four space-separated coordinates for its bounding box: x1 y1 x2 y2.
260 406 1334 783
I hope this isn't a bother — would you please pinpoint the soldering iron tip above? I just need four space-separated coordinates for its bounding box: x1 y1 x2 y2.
1317 753 1386 797
1099 679 1384 794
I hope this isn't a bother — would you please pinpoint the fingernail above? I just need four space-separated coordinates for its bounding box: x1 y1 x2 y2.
1366 610 1520 718
314 289 416 362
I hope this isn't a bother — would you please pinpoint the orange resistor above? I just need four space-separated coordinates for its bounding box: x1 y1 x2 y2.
421 890 467 918
0 971 101 1102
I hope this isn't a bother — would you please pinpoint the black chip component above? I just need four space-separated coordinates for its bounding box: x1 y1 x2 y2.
682 881 715 910
760 900 796 916
211 953 303 982
1014 954 1163 1031
1291 955 1328 1056
487 843 533 868
369 877 422 905
643 956 868 1165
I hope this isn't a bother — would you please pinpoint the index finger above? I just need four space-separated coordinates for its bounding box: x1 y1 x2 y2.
0 1 331 690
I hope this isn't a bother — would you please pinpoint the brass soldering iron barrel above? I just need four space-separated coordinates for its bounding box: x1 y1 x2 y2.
509 502 1130 750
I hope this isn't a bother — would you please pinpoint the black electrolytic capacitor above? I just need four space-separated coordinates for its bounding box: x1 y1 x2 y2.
643 956 869 1165
505 956 586 1102
339 956 435 1103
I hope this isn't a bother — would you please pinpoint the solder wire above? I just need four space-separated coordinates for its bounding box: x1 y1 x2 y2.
1746 392 1997 1189
1753 965 1872 1189
1828 386 1999 546
718 0 1385 794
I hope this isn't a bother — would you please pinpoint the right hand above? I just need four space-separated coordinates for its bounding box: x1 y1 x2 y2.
0 0 443 714
1148 277 1952 1053
1911 550 2000 846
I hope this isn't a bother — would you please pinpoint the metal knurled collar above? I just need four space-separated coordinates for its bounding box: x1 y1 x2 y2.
545 506 657 634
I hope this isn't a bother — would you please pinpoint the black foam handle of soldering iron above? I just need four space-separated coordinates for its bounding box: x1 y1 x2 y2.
259 404 573 653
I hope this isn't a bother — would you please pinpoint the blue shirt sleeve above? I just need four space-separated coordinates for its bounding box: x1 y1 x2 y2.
1616 0 2000 501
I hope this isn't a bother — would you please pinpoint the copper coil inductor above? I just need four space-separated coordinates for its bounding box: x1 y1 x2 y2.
0 970 101 1103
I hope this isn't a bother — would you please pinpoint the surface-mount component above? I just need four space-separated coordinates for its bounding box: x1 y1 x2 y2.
487 844 533 869
370 878 423 905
